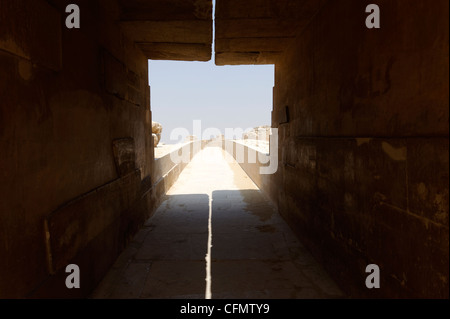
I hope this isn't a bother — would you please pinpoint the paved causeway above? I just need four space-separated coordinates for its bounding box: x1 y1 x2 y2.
91 147 344 299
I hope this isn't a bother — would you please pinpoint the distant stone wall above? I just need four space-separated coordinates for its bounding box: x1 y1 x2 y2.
223 140 274 204
152 121 163 147
243 126 271 141
150 141 208 213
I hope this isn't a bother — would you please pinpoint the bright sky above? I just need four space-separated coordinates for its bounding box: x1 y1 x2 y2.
148 60 274 144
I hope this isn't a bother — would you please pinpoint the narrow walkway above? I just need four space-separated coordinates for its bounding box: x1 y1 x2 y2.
91 147 344 299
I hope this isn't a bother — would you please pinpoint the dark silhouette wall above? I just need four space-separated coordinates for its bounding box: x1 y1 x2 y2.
272 0 449 298
0 0 153 298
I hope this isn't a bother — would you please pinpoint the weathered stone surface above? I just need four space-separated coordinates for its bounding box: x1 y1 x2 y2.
216 52 281 65
119 0 213 61
103 50 127 99
112 138 136 177
45 170 141 274
152 121 163 134
215 0 326 20
152 122 163 147
121 20 211 44
215 38 290 64
0 0 152 298
119 0 212 21
272 0 449 298
243 126 271 141
152 133 160 146
139 43 211 62
0 0 62 71
214 0 326 65
215 38 292 53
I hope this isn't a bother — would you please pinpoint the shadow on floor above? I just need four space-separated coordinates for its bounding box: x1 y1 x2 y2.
91 191 345 299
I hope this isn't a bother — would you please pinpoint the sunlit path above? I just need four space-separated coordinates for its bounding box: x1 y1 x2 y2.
91 146 344 299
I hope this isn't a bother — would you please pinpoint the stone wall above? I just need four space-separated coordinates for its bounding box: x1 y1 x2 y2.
0 0 152 298
223 140 273 203
272 0 449 298
150 141 208 213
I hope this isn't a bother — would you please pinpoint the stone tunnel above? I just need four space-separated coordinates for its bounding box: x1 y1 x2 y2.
0 0 448 299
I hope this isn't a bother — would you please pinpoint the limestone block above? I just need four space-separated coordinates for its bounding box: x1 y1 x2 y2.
244 126 271 141
44 171 141 274
104 51 126 99
152 122 163 147
112 138 136 177
185 135 198 142
153 133 161 147
0 0 62 70
152 121 163 134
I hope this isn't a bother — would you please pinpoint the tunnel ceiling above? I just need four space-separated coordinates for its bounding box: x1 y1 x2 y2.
119 0 213 61
214 0 326 65
118 0 325 65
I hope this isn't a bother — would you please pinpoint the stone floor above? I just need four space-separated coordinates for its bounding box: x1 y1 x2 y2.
91 146 345 299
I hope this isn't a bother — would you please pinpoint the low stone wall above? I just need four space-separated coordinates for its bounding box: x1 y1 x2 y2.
149 140 207 213
223 140 275 204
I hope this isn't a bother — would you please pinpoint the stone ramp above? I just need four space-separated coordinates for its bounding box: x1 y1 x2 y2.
91 147 344 299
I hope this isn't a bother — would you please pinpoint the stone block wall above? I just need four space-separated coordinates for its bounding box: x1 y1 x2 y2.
272 0 449 298
0 0 152 298
223 140 274 204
